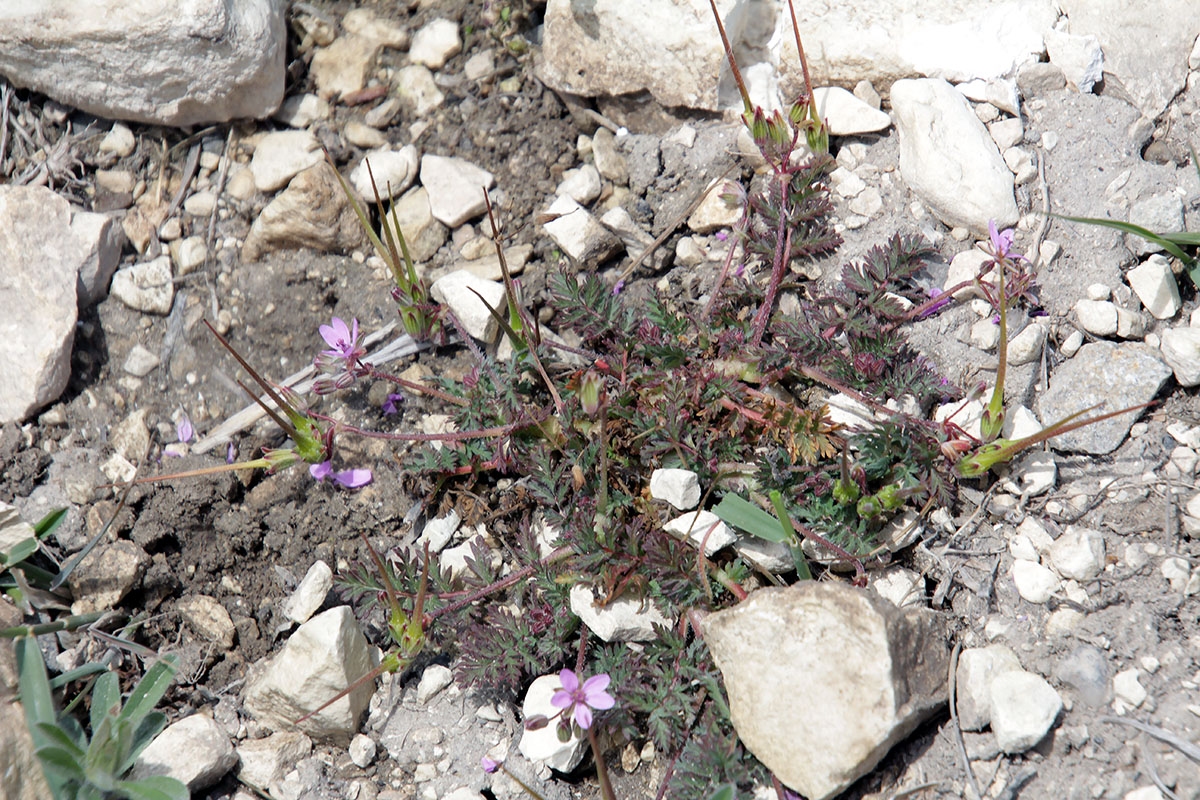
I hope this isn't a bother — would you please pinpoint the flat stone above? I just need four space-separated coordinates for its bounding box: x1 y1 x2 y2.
1128 193 1184 255
989 671 1062 753
242 163 370 262
892 79 1016 236
556 164 602 205
416 664 453 704
1007 322 1045 365
701 582 946 800
542 195 622 266
568 584 670 642
1036 341 1168 454
236 731 313 788
69 540 150 615
1054 645 1110 707
351 145 419 201
250 130 323 193
1075 299 1119 336
273 93 330 128
419 155 494 228
1044 29 1104 92
955 644 1023 730
389 186 448 263
663 510 736 556
408 18 460 69
812 86 891 134
282 560 333 625
0 0 284 126
1128 255 1182 319
430 270 505 341
395 64 445 116
176 594 236 650
310 35 379 100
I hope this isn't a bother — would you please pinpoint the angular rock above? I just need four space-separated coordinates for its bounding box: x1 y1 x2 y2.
1128 193 1185 256
1044 29 1104 93
701 581 946 800
988 671 1062 753
348 733 377 768
390 186 448 263
599 206 666 268
274 93 330 128
1011 558 1060 604
395 64 446 117
176 594 236 650
130 714 237 791
72 209 124 308
69 540 150 615
733 536 794 573
686 178 741 233
250 130 324 193
1037 342 1168 454
591 128 629 185
556 164 602 205
1007 322 1045 366
868 566 922 608
282 560 333 625
236 731 313 788
891 78 1017 236
351 145 419 201
955 644 1024 731
812 86 891 134
1161 327 1200 387
1048 526 1105 581
455 244 533 281
519 673 585 771
430 270 505 341
311 35 380 100
0 186 79 423
569 584 670 642
244 606 375 743
649 468 701 510
242 163 370 261
664 510 735 557
1128 255 1182 319
416 664 453 704
0 0 285 125
408 18 461 70
542 195 622 266
0 502 36 555
1075 299 1119 337
539 0 745 111
419 155 494 228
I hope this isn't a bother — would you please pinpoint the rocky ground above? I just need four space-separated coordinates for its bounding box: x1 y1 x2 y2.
2 1 1200 800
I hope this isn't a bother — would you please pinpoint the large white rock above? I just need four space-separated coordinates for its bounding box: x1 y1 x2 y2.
419 155 494 228
955 644 1024 731
243 606 375 743
1048 526 1105 581
0 0 285 125
539 0 747 111
1057 0 1197 117
988 670 1062 753
542 195 623 266
1161 327 1200 387
518 674 585 771
649 468 701 510
891 79 1017 236
812 87 891 134
701 582 946 800
430 270 505 341
569 584 670 642
0 186 79 424
130 714 237 791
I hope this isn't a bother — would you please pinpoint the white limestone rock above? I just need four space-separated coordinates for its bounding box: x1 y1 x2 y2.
1075 299 1119 337
943 248 989 299
250 130 324 193
236 731 313 788
408 18 461 69
955 644 1023 730
687 179 741 233
556 164 602 205
988 671 1062 753
0 186 80 423
1044 29 1104 93
518 674 586 771
869 566 922 608
0 0 285 126
812 87 891 134
243 607 375 743
650 468 701 510
282 560 333 625
1161 327 1200 387
1128 193 1185 256
1128 255 1182 320
176 594 236 650
1007 323 1045 366
430 270 505 341
130 714 236 791
1049 527 1105 581
891 79 1016 236
351 145 419 200
568 584 670 642
395 64 446 116
542 195 623 266
68 540 150 615
701 581 946 800
242 163 370 261
664 510 735 557
416 664 453 704
419 155 495 228
1011 559 1059 604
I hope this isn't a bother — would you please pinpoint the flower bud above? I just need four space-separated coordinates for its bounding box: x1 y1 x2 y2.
262 448 297 472
577 369 604 417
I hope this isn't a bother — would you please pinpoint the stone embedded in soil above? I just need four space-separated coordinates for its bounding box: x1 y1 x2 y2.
1159 327 1200 387
390 185 448 264
282 560 333 625
1128 192 1185 256
0 186 82 424
408 18 461 70
242 162 371 262
351 145 419 201
130 713 237 791
1128 255 1182 320
1036 341 1169 454
1006 322 1045 365
541 195 623 266
236 730 313 788
956 645 1024 731
243 606 375 743
0 502 36 554
591 128 629 185
733 536 793 573
430 270 505 341
663 509 735 557
1011 558 1060 604
700 581 946 800
943 248 989 299
1048 526 1105 581
395 64 446 117
177 594 236 650
687 178 741 233
68 540 150 615
568 584 671 642
988 670 1062 753
556 164 602 205
1075 299 1119 336
890 78 1017 236
250 130 323 193
518 673 586 771
111 256 174 315
812 86 891 135
649 468 700 510
419 154 494 228
1044 29 1104 93
868 566 922 608
1113 668 1148 711
416 664 453 704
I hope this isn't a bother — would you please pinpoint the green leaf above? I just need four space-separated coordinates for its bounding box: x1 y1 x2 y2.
16 637 58 731
1 536 38 567
708 783 738 800
1052 213 1196 266
90 672 120 734
115 776 190 800
122 711 169 774
33 745 87 781
35 721 86 760
33 507 69 539
117 657 177 728
712 494 791 543
48 661 110 690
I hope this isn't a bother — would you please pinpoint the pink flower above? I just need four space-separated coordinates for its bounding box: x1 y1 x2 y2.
985 219 1027 264
309 460 373 488
318 317 364 362
481 756 500 774
550 669 615 730
176 413 194 443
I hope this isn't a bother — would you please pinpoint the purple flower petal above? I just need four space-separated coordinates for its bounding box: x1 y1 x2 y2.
550 689 573 710
573 703 593 729
481 756 500 773
333 468 372 488
309 461 333 481
226 442 237 463
382 392 404 415
558 668 579 693
176 414 194 443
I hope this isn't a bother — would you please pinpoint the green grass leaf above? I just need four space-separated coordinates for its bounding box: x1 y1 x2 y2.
712 493 790 543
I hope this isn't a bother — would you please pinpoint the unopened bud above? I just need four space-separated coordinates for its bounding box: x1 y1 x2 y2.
578 369 604 417
262 448 297 472
524 714 549 731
